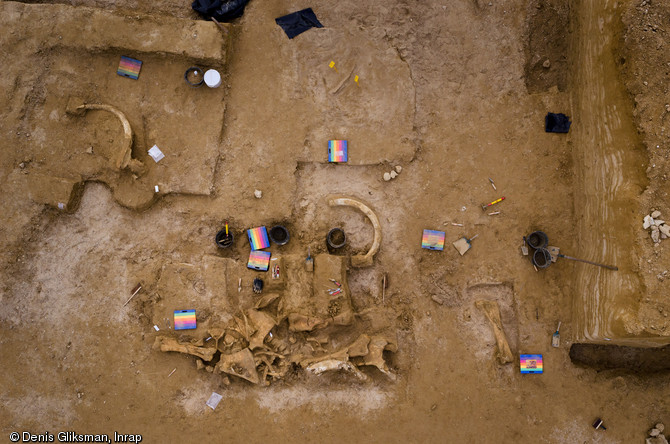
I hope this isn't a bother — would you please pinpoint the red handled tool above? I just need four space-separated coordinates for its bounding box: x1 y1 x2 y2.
481 196 505 211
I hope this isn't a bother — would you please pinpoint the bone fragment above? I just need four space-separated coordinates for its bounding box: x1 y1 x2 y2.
327 196 381 267
347 334 371 357
362 336 396 379
74 103 135 170
216 348 260 384
475 300 514 365
247 309 276 350
306 358 368 381
156 337 217 361
288 313 326 332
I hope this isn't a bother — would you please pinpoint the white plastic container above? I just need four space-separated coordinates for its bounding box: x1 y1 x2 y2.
148 145 165 163
206 392 223 410
204 69 222 88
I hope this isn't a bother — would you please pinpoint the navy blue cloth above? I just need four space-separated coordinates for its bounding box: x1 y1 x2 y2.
192 0 249 22
545 113 572 133
275 8 323 39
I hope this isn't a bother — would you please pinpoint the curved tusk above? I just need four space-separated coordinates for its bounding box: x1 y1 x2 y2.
327 196 381 267
76 103 134 170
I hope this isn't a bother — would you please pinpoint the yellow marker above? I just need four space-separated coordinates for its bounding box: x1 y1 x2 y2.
328 60 338 72
354 75 359 84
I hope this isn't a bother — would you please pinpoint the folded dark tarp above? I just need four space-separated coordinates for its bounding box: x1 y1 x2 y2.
275 8 323 39
545 112 572 133
192 0 250 22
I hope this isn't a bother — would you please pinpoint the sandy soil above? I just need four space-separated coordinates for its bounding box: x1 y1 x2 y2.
620 0 670 337
0 0 668 442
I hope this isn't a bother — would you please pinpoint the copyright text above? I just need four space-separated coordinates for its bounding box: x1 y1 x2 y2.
9 431 142 443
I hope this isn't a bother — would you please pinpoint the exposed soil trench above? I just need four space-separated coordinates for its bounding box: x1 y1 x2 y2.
570 0 659 345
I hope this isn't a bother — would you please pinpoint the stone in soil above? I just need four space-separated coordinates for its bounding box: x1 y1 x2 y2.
651 210 662 218
644 215 654 229
647 436 669 444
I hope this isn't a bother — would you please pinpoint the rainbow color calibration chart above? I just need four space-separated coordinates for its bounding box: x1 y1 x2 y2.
421 229 446 250
328 140 348 163
248 250 271 271
520 354 543 374
247 226 270 250
174 309 197 330
117 56 142 80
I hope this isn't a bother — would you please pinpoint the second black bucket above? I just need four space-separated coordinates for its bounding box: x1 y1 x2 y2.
527 231 549 250
215 230 234 248
269 225 290 246
532 248 552 269
327 228 346 250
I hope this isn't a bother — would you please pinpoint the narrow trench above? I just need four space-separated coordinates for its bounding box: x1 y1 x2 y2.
525 0 669 364
568 0 653 345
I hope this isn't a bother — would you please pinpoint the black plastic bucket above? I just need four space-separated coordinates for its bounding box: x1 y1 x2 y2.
527 231 549 250
269 225 290 246
532 248 552 269
327 228 346 249
215 230 234 248
184 66 204 87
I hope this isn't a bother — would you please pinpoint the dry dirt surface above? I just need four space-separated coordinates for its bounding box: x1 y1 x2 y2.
0 0 669 443
621 0 670 337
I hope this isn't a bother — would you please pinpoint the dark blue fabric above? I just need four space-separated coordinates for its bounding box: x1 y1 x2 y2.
192 0 250 22
275 8 323 39
545 113 572 133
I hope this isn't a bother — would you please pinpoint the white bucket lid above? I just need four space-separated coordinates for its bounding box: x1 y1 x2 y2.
204 69 222 88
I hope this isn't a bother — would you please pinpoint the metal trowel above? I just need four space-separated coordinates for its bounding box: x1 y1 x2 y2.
305 247 314 272
551 321 561 348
